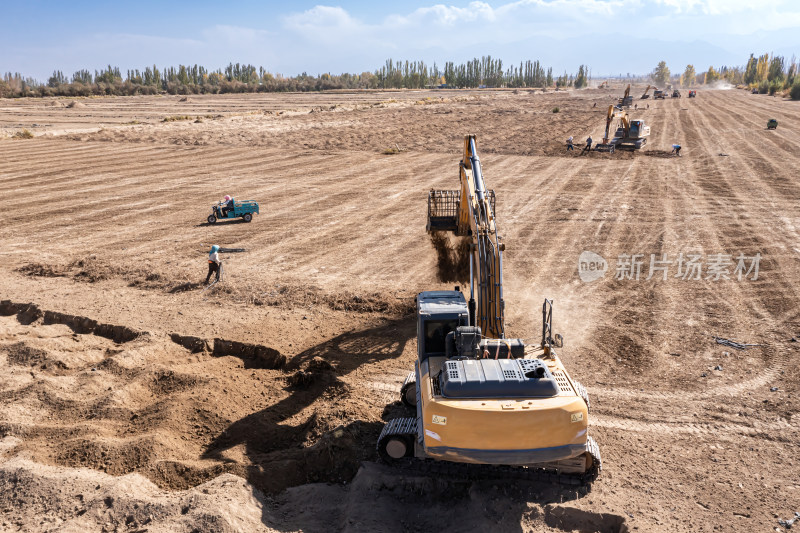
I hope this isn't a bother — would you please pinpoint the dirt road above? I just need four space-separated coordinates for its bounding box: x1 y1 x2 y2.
1 87 798 532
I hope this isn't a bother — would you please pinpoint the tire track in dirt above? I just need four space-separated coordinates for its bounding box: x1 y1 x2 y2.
699 97 800 197
581 95 794 404
592 413 796 438
702 95 800 157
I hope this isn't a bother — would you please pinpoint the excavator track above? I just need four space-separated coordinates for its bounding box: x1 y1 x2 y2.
400 372 417 407
377 417 601 487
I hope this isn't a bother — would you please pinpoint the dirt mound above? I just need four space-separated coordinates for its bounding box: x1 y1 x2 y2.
287 356 337 388
18 260 412 315
0 457 270 532
65 100 85 108
178 96 193 103
642 149 676 158
16 263 66 277
3 341 50 366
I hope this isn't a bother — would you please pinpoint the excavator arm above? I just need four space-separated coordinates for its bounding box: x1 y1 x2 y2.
460 136 505 339
602 105 617 144
427 135 505 339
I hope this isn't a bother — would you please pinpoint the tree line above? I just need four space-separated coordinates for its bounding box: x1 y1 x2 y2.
649 53 800 99
0 58 591 98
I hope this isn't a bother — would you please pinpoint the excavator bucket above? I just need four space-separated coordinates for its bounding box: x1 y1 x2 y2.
427 189 495 234
426 190 459 232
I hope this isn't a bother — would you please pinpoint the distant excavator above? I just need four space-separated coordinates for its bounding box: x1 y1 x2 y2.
641 85 655 99
377 135 601 483
618 84 633 107
596 105 650 152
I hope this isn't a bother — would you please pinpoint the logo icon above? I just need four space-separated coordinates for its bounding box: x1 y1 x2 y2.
578 251 607 282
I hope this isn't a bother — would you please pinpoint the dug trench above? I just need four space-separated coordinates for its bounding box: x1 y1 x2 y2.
0 301 398 494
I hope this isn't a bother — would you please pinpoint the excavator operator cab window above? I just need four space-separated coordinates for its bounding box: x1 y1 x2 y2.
424 319 460 356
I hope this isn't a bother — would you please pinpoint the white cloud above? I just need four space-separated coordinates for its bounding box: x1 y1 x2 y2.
400 2 497 25
202 25 271 45
10 1 800 81
284 6 360 33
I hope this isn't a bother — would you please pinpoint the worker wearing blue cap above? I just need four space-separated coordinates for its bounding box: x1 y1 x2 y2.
205 245 221 284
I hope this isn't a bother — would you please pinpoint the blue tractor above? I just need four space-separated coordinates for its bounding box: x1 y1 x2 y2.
207 199 259 224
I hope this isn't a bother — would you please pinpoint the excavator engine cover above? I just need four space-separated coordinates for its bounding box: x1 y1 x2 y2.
439 358 559 398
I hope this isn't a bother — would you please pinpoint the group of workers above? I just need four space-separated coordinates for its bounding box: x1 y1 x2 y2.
566 136 594 154
566 137 681 156
568 100 677 155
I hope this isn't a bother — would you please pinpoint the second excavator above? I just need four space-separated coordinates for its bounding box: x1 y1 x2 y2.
595 105 650 152
377 135 601 483
619 83 633 107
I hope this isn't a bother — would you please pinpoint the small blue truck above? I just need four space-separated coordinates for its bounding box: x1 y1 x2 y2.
207 199 259 224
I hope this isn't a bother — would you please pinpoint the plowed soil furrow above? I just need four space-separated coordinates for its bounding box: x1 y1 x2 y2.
2 88 799 533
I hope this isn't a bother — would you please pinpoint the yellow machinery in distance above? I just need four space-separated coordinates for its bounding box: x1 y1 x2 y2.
596 104 651 152
377 135 601 482
619 83 633 107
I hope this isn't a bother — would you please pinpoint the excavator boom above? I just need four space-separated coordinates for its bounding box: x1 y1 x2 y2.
428 135 505 339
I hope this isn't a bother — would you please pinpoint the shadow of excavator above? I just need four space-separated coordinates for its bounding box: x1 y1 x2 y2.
203 316 612 533
202 316 415 493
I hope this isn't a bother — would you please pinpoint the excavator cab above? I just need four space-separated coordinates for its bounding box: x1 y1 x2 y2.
416 291 469 362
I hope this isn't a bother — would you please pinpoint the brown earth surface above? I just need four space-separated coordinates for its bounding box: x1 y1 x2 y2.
0 86 799 532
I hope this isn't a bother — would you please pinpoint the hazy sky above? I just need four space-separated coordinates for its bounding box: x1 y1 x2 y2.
4 0 799 81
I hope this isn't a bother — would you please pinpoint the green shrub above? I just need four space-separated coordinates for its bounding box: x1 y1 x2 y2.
12 129 34 139
162 115 192 122
552 107 560 113
758 80 769 94
768 80 782 95
790 81 800 100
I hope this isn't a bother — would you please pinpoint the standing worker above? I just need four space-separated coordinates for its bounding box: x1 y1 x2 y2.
205 245 222 284
581 136 593 154
566 136 574 151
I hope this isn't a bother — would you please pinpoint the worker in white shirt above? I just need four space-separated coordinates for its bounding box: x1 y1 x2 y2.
205 245 221 284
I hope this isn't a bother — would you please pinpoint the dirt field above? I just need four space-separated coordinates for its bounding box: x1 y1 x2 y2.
1 86 799 532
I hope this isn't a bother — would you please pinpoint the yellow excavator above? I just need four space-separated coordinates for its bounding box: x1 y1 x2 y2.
641 84 654 99
596 105 650 152
377 135 601 483
618 83 633 107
